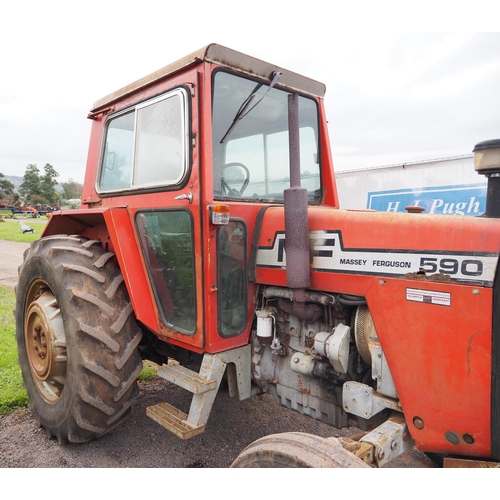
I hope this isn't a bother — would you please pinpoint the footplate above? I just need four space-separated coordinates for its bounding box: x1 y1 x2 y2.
157 363 217 394
147 402 206 440
146 345 251 439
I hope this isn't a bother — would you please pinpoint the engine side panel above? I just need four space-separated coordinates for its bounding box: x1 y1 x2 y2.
252 206 500 457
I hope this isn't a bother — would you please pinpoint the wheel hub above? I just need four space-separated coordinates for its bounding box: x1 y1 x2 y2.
32 325 47 359
24 287 67 404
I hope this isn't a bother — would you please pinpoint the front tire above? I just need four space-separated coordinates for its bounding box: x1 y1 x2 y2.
15 235 143 443
230 432 371 468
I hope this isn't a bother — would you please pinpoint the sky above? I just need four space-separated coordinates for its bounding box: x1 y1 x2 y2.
1 1 499 184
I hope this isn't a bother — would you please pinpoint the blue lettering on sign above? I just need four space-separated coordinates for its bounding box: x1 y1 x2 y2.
367 183 487 215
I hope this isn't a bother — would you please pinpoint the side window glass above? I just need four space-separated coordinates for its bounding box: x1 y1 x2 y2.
100 111 134 191
99 88 189 193
136 211 196 334
134 93 186 186
218 221 247 336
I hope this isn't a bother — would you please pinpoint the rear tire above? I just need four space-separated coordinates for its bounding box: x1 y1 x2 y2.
230 432 371 468
15 235 143 443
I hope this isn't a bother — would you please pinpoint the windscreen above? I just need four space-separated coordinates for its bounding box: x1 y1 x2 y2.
212 71 321 202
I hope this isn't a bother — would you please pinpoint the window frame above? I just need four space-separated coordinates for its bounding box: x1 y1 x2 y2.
97 85 192 195
135 208 197 335
216 218 248 338
211 68 322 204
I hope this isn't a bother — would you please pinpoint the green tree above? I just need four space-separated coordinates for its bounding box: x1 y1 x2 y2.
0 173 15 200
61 179 83 200
29 194 51 206
19 164 41 199
40 163 59 204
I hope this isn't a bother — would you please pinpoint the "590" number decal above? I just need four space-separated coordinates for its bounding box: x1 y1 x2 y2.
419 257 483 276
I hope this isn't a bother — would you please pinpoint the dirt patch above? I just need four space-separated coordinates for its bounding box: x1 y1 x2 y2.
0 239 29 289
0 378 434 468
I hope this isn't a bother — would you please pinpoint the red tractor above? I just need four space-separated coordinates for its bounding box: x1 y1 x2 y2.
15 44 500 467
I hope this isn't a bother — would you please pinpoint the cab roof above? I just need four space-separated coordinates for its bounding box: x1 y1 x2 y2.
91 43 326 112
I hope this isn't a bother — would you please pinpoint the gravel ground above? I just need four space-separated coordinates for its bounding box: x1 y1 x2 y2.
0 236 435 468
0 379 434 468
0 379 338 468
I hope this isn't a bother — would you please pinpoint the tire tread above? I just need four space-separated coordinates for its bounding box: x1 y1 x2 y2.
16 235 143 444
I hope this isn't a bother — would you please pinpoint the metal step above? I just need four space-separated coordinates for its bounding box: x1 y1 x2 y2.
146 345 251 439
156 363 216 394
146 402 206 440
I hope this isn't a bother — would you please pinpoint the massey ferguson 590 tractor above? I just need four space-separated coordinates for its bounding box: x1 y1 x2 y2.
15 44 500 467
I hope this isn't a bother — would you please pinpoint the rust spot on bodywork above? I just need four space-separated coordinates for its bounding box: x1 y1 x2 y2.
428 273 451 282
405 270 427 280
405 270 451 282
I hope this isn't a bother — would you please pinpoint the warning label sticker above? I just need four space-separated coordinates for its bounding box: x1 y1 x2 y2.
406 288 451 307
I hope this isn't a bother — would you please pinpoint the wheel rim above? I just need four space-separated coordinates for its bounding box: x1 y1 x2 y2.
24 280 67 403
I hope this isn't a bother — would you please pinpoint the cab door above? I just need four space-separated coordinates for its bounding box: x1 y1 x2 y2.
97 75 206 349
206 69 322 350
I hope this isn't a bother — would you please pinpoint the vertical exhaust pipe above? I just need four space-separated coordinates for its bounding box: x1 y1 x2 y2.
284 93 310 289
283 93 319 322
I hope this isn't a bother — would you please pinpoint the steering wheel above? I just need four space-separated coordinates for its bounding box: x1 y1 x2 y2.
219 162 250 196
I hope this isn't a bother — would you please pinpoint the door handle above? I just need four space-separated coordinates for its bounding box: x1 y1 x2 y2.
174 192 193 204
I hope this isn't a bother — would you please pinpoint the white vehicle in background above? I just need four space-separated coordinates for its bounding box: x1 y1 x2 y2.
335 154 487 215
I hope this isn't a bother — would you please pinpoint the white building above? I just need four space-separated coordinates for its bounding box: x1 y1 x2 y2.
335 155 487 216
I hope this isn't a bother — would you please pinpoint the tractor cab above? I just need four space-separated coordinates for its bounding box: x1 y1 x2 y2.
43 44 336 356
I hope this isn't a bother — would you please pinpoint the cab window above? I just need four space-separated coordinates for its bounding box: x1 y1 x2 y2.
99 88 190 193
136 210 196 334
212 71 321 202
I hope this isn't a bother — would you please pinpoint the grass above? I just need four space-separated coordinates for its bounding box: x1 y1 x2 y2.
0 211 39 414
139 361 159 381
0 287 28 415
0 214 46 243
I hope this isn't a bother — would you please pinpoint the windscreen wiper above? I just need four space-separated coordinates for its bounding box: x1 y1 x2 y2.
220 71 282 144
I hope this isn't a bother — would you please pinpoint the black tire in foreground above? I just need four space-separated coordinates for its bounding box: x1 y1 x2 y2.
230 432 371 468
15 235 143 444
